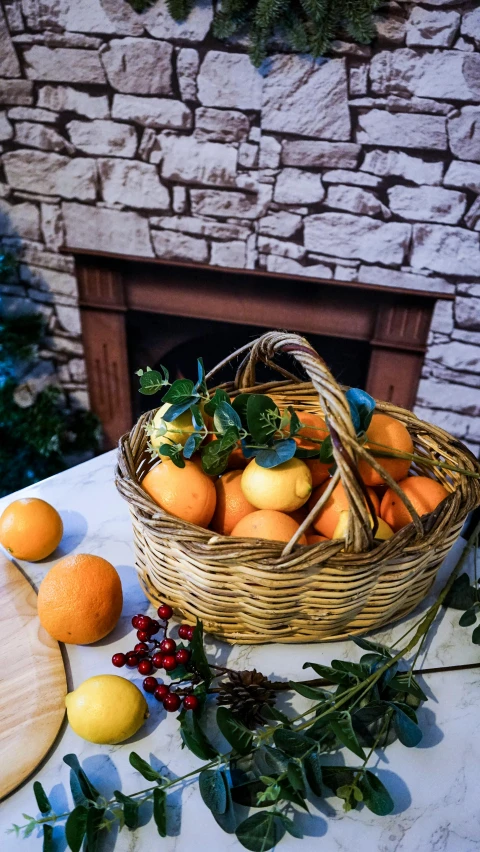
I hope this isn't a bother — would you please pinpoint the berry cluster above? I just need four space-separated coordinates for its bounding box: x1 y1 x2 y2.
111 604 199 713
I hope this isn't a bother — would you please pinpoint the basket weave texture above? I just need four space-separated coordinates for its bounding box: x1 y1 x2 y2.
116 331 480 644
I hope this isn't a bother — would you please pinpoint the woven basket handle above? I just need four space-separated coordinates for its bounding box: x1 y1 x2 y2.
212 330 423 555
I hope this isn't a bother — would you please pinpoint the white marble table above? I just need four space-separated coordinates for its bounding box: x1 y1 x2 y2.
1 451 480 852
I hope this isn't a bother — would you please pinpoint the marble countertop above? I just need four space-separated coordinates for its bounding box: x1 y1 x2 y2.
1 450 480 852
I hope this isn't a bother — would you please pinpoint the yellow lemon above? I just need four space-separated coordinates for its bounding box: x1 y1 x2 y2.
65 675 148 744
150 402 196 449
333 510 394 542
241 458 312 513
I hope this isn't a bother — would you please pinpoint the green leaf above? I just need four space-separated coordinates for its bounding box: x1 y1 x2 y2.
278 813 303 839
129 752 162 782
138 369 167 396
85 806 104 852
201 440 231 476
232 779 273 809
346 388 376 434
33 781 51 815
65 805 89 852
180 710 218 760
114 791 139 830
331 659 370 679
162 378 195 405
388 672 427 702
217 707 254 755
255 439 297 469
303 661 353 685
190 403 205 432
351 636 392 657
162 398 199 421
253 746 289 777
319 435 334 464
231 393 250 426
246 394 280 444
258 704 290 724
43 824 54 852
289 681 332 701
68 771 88 808
288 406 302 437
287 761 306 794
183 433 203 459
459 606 479 627
63 755 99 803
214 401 242 434
278 778 309 811
322 765 356 796
194 357 207 397
389 703 422 747
153 788 167 837
236 811 286 852
189 619 212 687
358 771 394 816
213 777 237 834
472 623 480 645
303 752 323 797
329 711 366 760
273 728 315 758
443 573 478 611
204 387 230 417
158 442 186 468
199 769 228 815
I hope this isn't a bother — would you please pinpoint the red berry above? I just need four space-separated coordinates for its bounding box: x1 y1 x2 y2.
126 653 139 668
134 642 149 657
112 652 126 668
158 604 173 620
186 626 195 641
147 619 160 635
183 694 199 711
136 630 149 642
152 652 164 668
138 658 153 675
143 676 158 693
137 615 151 631
132 615 141 629
162 654 177 672
178 625 191 640
160 638 177 654
154 684 170 702
163 692 181 712
175 648 190 665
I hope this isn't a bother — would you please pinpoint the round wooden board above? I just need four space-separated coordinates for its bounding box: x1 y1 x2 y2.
0 555 67 800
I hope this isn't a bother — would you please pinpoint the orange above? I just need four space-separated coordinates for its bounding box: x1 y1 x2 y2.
306 533 329 545
288 507 308 525
37 554 123 644
309 480 381 539
358 413 413 487
211 470 256 535
380 476 450 532
227 444 248 470
231 510 307 545
295 412 328 451
0 498 63 561
305 459 331 488
142 459 216 528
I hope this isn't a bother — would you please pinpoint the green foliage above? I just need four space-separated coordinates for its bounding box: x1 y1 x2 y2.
125 0 383 66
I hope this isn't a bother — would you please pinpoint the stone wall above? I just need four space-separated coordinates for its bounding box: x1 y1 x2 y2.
0 0 479 453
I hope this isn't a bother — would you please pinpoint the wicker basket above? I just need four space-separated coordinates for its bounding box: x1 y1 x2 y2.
116 331 480 644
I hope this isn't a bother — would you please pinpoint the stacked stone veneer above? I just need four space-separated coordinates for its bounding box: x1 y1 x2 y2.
0 0 479 453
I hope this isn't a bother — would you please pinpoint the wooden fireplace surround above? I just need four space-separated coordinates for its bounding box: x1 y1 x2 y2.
72 249 452 450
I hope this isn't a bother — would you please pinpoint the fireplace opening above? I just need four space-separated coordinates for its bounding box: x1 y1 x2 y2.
127 312 371 422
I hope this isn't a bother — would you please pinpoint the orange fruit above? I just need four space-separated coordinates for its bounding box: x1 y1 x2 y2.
0 498 63 561
231 510 307 545
309 480 381 539
380 476 449 532
227 444 248 470
306 533 329 545
142 459 216 527
295 412 328 451
38 554 123 644
211 470 256 535
288 507 308 525
358 413 413 487
305 459 331 488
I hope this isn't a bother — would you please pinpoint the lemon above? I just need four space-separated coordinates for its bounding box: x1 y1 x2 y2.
65 675 148 744
150 402 196 450
241 458 312 513
333 510 394 542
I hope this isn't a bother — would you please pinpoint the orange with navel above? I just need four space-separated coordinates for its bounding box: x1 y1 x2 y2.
211 470 256 535
38 553 123 644
309 480 381 539
0 498 63 561
358 412 413 487
380 476 450 532
142 459 216 527
231 510 307 545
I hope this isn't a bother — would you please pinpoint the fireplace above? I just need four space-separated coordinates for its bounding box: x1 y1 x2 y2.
74 250 449 450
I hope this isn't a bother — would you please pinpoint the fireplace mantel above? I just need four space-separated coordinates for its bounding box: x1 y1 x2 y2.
71 249 449 450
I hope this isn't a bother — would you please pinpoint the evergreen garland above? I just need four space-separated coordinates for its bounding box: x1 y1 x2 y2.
0 249 101 497
126 0 382 65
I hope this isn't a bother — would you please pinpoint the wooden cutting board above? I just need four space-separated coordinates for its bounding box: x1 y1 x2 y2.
0 554 67 800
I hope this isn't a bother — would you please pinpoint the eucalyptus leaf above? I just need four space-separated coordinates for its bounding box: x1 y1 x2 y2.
114 791 139 830
358 771 394 816
303 752 323 797
288 406 302 437
351 636 393 657
277 813 304 839
217 707 254 755
287 761 306 794
129 752 162 782
246 394 280 444
189 619 212 687
231 393 250 427
258 704 290 723
190 402 205 432
204 388 230 417
322 765 356 796
346 388 376 434
319 435 334 464
194 357 207 396
63 755 99 803
33 781 51 815
389 703 422 747
42 824 54 852
183 433 203 459
199 769 227 815
273 728 315 758
459 606 478 627
162 398 199 421
255 439 297 469
472 623 480 645
235 811 286 852
162 378 195 405
303 662 353 685
329 711 366 760
331 660 370 679
212 777 237 834
278 778 309 811
153 788 167 837
158 443 186 468
180 710 218 760
138 369 167 396
214 400 242 434
388 672 427 702
289 681 332 701
253 746 289 777
85 806 105 852
69 770 88 808
201 440 231 476
443 573 478 611
65 805 89 852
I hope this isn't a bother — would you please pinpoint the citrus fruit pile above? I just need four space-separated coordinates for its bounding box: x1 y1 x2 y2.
142 407 451 547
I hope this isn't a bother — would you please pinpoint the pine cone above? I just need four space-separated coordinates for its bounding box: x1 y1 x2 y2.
216 669 277 728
